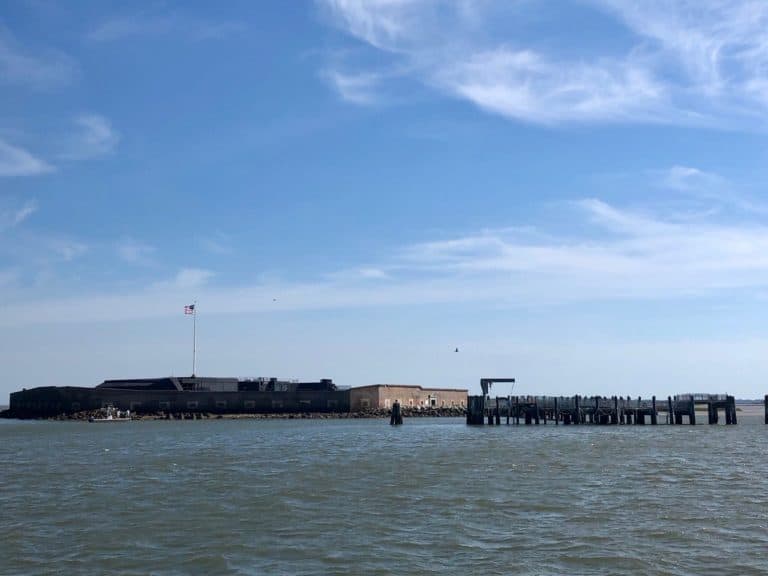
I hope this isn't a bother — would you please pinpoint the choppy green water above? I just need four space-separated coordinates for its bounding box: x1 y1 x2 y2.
2 416 768 575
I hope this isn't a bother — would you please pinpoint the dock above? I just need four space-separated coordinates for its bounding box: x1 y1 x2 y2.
467 393 738 426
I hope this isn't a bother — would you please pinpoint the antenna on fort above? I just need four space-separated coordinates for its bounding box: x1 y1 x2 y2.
184 301 197 377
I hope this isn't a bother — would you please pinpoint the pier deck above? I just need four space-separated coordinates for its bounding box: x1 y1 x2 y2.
468 393 738 426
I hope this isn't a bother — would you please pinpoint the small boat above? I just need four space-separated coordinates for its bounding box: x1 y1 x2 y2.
89 405 131 423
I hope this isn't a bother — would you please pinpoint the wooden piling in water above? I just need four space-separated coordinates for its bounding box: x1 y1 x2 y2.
667 396 673 425
390 401 403 425
728 395 737 425
467 391 739 428
765 395 768 425
689 400 696 425
619 398 625 424
574 395 581 425
467 396 485 425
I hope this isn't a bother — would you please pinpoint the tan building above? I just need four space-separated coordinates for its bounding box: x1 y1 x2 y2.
350 384 467 411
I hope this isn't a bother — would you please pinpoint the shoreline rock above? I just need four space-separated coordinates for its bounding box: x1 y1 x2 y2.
2 406 467 421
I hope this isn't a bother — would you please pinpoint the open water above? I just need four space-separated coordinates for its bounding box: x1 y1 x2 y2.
2 415 768 575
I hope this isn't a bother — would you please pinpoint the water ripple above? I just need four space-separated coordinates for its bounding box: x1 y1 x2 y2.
2 416 768 574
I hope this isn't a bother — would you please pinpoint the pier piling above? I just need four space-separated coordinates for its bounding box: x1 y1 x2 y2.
574 395 581 425
667 397 673 425
390 401 403 425
468 390 739 427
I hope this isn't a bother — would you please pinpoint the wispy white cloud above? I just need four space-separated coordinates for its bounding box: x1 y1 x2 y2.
435 48 667 124
323 69 384 105
358 267 389 279
50 238 88 262
659 165 724 193
0 139 53 177
197 232 233 255
592 0 768 97
59 114 120 160
327 266 392 281
320 0 427 52
7 194 768 325
116 237 155 265
87 11 245 42
654 165 768 215
0 27 77 89
0 199 38 231
166 268 215 290
318 0 768 126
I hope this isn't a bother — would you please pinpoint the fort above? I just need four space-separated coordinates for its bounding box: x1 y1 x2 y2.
3 377 468 419
7 376 768 425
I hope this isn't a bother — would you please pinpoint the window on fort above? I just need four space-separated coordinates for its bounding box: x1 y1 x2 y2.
244 400 255 409
360 398 371 409
384 399 391 408
187 401 198 409
159 401 170 410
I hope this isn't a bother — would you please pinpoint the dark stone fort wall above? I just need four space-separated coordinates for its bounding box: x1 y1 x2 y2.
9 387 351 416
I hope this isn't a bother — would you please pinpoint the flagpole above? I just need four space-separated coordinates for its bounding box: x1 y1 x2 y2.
192 301 197 377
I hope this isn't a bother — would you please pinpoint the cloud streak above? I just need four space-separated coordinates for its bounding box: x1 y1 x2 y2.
319 0 768 126
59 114 120 160
0 199 38 231
0 140 53 177
0 28 77 89
87 11 245 42
323 69 384 105
6 195 768 326
116 237 156 265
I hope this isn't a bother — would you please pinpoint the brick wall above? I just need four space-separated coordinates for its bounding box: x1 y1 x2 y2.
350 385 467 411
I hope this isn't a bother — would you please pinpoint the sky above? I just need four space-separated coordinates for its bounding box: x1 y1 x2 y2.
4 1 768 403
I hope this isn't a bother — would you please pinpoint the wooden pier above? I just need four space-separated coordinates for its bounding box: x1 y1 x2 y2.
467 392 738 426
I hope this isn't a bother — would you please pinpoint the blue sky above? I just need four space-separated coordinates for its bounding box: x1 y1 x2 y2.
4 1 768 403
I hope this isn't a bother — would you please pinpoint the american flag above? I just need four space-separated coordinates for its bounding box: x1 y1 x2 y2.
184 304 195 315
